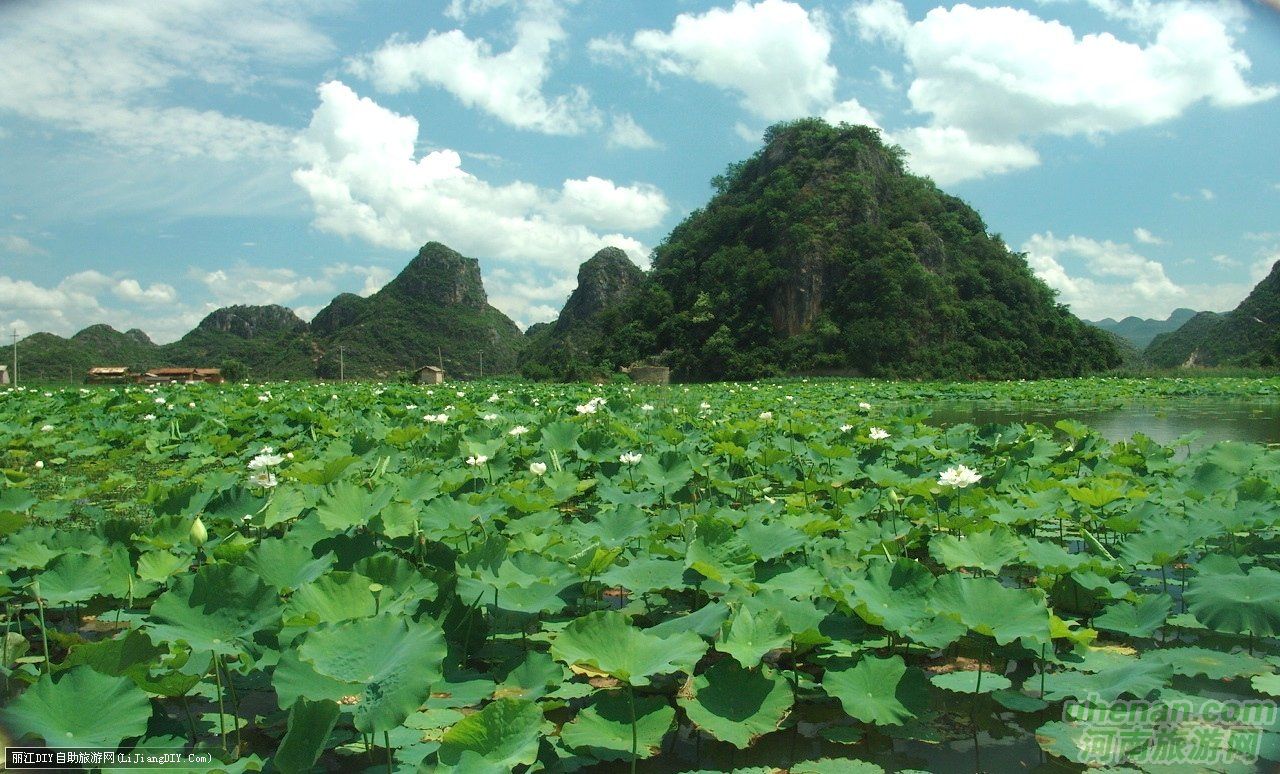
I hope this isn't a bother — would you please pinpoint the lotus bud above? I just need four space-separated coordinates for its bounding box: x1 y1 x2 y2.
887 489 902 506
189 516 208 547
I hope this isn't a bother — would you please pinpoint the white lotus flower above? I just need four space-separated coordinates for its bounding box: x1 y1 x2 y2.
759 411 773 421
840 424 854 432
509 425 529 436
483 413 498 421
248 452 285 470
154 397 166 405
40 424 53 432
34 460 43 470
858 401 872 411
869 427 890 440
619 452 643 465
466 455 489 466
938 464 982 488
143 414 156 421
529 461 547 476
249 471 278 488
641 404 655 412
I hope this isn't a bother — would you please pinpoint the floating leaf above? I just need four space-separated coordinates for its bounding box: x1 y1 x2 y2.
560 693 674 762
679 660 791 748
930 669 1011 694
823 655 929 726
551 611 707 686
929 574 1051 645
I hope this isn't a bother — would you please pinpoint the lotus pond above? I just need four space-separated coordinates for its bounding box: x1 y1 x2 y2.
2 377 1280 773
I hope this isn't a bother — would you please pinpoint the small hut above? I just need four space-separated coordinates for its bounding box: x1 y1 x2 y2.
627 365 670 385
87 366 132 384
140 367 223 384
415 365 445 384
0 365 8 385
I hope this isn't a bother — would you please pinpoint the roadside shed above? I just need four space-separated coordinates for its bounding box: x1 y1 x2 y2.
415 365 445 384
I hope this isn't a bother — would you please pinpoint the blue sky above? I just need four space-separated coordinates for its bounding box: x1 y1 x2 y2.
1 0 1278 342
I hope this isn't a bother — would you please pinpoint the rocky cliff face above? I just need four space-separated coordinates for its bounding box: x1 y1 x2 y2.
557 247 645 329
379 242 488 308
195 305 309 339
310 293 369 337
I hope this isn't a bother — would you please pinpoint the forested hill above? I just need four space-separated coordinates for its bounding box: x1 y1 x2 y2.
1145 262 1280 367
3 243 526 380
578 119 1121 380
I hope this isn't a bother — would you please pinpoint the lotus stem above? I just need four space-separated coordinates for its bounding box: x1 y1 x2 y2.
212 651 227 752
32 584 49 675
385 730 392 774
629 683 638 774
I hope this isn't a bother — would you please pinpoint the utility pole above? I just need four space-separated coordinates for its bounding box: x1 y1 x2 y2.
10 329 17 388
338 345 345 382
437 346 443 371
479 352 483 380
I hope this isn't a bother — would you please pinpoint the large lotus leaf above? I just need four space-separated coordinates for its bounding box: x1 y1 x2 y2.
146 563 281 657
685 534 754 587
559 693 674 762
1 667 151 747
848 559 934 635
436 698 542 771
1040 660 1172 701
600 557 688 594
929 528 1022 575
741 590 827 645
314 480 394 532
678 660 791 748
1186 566 1280 637
739 520 807 561
929 669 1011 694
246 538 334 592
456 552 576 615
37 548 133 605
639 451 694 491
494 651 566 702
929 574 1051 645
1016 538 1089 574
272 649 352 709
297 614 446 734
1142 647 1271 679
822 655 929 727
273 698 340 774
646 601 730 640
284 572 378 626
1093 594 1172 638
790 760 884 774
59 629 197 696
716 607 790 668
551 611 707 686
1252 673 1280 697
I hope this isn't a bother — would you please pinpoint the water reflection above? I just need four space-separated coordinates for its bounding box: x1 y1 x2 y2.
914 400 1280 448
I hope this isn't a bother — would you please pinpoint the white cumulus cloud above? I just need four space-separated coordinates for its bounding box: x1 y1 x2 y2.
625 0 839 122
849 0 1276 183
292 81 662 267
1133 227 1165 245
350 0 601 135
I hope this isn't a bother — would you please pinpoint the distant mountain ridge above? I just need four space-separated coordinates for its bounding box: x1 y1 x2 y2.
1145 263 1280 367
2 242 526 380
1085 308 1200 350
